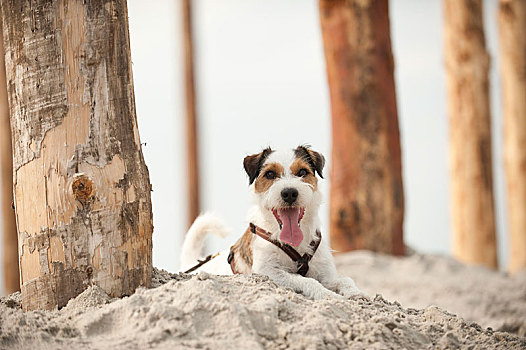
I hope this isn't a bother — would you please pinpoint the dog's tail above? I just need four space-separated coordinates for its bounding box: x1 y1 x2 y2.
180 212 230 271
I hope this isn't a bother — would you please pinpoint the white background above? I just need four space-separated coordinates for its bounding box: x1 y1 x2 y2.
0 0 508 295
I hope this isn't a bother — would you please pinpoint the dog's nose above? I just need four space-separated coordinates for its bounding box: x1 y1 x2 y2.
281 188 299 205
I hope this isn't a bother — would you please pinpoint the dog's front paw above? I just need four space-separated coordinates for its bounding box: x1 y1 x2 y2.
340 286 364 298
309 287 343 301
335 277 364 298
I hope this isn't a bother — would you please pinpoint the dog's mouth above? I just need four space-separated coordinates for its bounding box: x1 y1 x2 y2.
272 207 305 247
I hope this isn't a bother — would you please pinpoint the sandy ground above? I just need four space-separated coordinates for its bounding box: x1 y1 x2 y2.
336 250 526 337
1 251 525 350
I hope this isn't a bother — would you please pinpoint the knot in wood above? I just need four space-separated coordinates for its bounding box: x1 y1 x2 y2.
72 174 93 203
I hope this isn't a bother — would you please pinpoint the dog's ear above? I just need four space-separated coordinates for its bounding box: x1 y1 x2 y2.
294 145 325 178
243 147 273 185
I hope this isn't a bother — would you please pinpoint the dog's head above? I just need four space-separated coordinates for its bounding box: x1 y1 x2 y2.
244 145 325 247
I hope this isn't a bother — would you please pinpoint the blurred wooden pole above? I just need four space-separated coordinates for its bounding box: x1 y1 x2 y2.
1 0 153 310
444 0 498 268
498 0 526 273
183 0 200 228
319 0 405 255
0 20 19 294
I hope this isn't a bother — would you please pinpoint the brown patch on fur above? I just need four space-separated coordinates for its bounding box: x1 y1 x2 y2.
243 147 273 184
290 159 318 190
254 163 284 193
294 145 325 178
230 228 254 274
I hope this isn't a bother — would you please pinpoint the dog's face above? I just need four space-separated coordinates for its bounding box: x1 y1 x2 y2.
244 146 325 247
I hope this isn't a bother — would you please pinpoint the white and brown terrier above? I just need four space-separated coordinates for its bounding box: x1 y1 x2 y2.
180 145 361 300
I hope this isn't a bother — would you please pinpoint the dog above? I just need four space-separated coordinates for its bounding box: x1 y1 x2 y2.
180 145 362 300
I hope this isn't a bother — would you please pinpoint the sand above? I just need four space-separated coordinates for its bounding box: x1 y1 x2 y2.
1 252 525 350
335 250 526 337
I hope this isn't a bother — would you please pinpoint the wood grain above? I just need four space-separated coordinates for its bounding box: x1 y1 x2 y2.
1 0 153 309
0 18 19 294
183 0 200 229
498 0 526 272
319 0 405 255
444 0 498 268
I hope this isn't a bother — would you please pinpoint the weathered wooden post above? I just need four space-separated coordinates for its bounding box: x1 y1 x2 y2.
182 0 200 228
0 20 19 294
319 0 405 255
498 0 526 273
444 0 498 268
1 0 153 310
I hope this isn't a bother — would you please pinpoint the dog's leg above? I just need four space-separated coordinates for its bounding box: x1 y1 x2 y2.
259 266 342 300
316 266 363 297
324 277 363 298
311 246 363 298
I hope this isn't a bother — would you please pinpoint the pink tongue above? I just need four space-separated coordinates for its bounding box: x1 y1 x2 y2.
278 208 303 247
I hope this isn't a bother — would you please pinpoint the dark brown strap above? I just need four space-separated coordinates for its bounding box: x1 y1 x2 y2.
249 223 321 276
184 252 220 274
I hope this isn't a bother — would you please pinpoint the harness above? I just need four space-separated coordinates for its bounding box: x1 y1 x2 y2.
184 223 322 276
229 223 322 276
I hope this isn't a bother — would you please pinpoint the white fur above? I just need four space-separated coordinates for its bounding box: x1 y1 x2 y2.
180 148 362 300
180 212 230 272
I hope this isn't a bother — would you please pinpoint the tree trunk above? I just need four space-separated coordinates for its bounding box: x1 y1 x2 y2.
182 0 200 229
498 0 526 273
0 20 19 294
319 0 405 255
1 0 153 310
444 0 498 268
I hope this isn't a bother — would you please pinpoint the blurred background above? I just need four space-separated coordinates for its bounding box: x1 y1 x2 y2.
0 0 509 294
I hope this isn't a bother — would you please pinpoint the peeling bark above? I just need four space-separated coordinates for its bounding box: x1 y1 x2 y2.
498 0 526 273
1 0 153 310
0 18 19 294
444 0 498 268
319 0 405 255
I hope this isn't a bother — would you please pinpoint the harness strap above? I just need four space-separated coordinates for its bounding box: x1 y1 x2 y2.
247 222 321 276
184 252 220 274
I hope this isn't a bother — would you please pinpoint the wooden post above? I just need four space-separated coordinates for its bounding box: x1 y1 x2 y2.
498 0 526 273
0 20 19 294
444 0 498 268
1 0 153 310
183 0 200 228
319 0 405 255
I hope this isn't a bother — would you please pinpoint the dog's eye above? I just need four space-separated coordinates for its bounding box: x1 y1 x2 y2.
264 171 277 180
297 169 309 177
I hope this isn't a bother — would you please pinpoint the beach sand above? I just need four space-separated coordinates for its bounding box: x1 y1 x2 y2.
1 251 525 349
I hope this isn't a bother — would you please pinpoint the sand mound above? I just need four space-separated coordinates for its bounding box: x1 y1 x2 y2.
1 261 525 350
335 251 526 336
